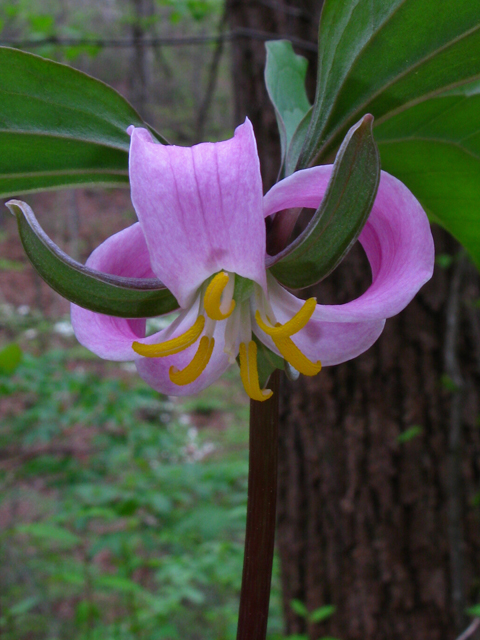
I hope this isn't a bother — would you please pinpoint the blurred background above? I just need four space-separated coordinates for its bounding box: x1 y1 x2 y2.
1 2 480 640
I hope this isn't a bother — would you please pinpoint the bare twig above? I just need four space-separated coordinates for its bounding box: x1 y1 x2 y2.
195 9 228 142
0 28 317 52
455 618 480 640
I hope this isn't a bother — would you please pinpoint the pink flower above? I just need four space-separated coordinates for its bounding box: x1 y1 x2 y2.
72 120 434 401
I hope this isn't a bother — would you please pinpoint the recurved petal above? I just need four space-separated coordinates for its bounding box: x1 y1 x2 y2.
254 277 385 366
71 223 155 361
134 303 230 396
263 167 434 321
129 119 267 308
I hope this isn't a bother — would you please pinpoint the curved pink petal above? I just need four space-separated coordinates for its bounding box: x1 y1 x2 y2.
263 167 434 321
129 119 267 307
71 223 155 361
134 302 230 396
254 277 385 366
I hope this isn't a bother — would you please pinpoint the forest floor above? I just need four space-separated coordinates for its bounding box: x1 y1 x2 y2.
0 187 286 640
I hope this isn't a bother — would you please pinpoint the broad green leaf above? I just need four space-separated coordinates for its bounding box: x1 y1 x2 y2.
268 115 379 289
0 343 22 374
0 47 166 196
299 0 480 168
265 40 311 166
7 200 179 318
375 81 480 269
17 523 81 547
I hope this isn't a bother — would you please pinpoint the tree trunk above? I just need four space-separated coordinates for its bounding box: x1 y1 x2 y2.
226 0 321 187
277 235 480 640
226 2 480 639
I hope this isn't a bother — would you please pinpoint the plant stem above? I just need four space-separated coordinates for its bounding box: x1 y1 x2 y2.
236 370 280 640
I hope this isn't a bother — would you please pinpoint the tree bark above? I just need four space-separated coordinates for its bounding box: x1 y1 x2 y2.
226 0 321 188
277 235 480 640
226 2 480 639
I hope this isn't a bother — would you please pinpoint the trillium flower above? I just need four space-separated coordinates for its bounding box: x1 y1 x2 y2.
71 120 434 401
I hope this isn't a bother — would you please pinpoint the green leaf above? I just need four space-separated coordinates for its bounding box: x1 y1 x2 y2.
310 605 336 623
96 574 143 594
397 425 423 443
466 605 480 617
375 80 480 270
0 343 22 374
268 115 380 289
290 599 308 618
299 0 480 168
7 596 40 617
7 200 179 318
285 106 313 177
17 523 81 548
0 47 166 196
265 40 311 167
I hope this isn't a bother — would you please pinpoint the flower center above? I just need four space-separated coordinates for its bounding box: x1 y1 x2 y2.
131 272 321 400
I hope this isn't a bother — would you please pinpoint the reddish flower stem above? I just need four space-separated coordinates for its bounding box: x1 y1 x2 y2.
236 370 280 640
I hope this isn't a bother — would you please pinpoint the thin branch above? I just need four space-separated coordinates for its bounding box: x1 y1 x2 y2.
0 29 317 52
455 618 480 640
195 9 228 142
237 371 280 640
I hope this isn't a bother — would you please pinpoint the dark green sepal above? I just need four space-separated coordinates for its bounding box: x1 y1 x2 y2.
267 114 380 290
233 275 254 304
7 200 178 319
252 336 284 388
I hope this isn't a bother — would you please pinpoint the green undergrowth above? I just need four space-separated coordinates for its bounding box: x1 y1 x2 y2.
0 347 284 640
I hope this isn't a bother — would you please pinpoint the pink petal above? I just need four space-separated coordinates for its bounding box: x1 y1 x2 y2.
71 223 155 361
134 302 230 396
255 277 385 366
263 166 434 321
129 119 267 307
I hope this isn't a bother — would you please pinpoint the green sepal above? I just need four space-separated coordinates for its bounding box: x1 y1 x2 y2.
0 47 167 197
7 200 179 319
233 275 254 304
268 114 380 289
264 40 311 173
252 336 284 389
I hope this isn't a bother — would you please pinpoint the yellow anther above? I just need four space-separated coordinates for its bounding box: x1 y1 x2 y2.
132 315 205 357
239 341 273 402
255 297 317 338
271 334 321 377
169 335 215 386
204 272 236 321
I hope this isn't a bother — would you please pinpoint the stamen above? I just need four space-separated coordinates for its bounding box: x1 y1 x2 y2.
239 341 273 402
204 272 236 321
169 336 215 385
255 297 317 338
270 334 321 377
132 315 205 357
